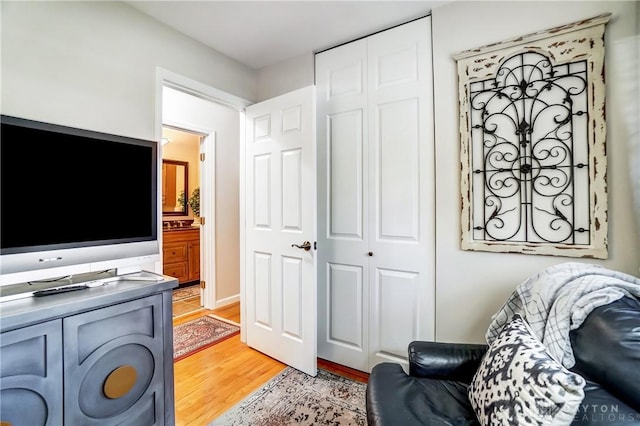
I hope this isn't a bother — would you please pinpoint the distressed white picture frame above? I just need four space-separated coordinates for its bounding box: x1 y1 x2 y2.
455 14 610 259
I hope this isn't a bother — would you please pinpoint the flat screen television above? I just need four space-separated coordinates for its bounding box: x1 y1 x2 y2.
0 115 160 286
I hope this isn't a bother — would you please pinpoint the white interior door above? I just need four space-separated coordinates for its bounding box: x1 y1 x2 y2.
245 86 317 376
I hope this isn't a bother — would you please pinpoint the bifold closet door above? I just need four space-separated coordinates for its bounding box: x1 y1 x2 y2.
365 18 435 370
317 39 371 372
316 17 435 372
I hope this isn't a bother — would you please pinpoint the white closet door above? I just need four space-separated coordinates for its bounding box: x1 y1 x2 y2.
316 17 435 372
367 18 435 368
316 39 371 372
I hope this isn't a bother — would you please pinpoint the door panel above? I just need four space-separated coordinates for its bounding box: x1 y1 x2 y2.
327 263 364 348
245 86 317 376
282 256 303 338
328 110 364 238
376 98 420 241
253 252 272 327
253 155 272 228
282 149 303 230
375 268 419 360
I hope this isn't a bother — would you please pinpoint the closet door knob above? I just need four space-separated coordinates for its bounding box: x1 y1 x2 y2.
368 251 373 256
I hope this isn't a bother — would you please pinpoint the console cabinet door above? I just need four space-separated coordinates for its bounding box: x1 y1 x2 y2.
0 320 63 426
63 295 166 425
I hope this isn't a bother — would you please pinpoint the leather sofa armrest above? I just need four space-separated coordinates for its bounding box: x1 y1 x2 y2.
408 341 488 383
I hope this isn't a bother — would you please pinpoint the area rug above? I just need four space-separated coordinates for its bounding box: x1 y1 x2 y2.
173 315 240 361
172 285 200 302
209 366 367 425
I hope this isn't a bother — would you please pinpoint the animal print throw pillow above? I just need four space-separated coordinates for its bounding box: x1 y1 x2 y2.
468 314 585 426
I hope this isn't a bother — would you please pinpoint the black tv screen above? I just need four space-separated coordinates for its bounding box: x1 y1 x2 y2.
0 115 159 280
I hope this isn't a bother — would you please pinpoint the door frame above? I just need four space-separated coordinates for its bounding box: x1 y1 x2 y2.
154 68 251 312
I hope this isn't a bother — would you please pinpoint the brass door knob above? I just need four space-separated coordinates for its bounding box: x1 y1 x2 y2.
291 241 312 251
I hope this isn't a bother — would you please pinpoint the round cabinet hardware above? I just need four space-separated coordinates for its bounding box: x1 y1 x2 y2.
368 251 373 256
103 365 137 399
291 241 312 251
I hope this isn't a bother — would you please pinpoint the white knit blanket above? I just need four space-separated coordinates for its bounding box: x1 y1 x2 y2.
486 262 640 368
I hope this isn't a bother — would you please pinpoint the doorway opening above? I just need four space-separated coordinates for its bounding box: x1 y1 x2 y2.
162 125 205 316
156 67 250 318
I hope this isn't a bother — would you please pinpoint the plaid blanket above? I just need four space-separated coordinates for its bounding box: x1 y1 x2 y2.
486 262 640 368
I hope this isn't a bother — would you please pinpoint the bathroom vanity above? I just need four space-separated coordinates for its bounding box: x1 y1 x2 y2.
162 226 200 286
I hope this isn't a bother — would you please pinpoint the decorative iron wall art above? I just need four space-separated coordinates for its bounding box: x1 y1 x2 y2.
455 14 610 259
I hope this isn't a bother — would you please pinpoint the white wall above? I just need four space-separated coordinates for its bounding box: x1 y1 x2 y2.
432 0 640 343
256 53 315 102
163 87 241 304
1 1 257 142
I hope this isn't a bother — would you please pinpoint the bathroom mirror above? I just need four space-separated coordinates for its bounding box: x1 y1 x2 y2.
162 159 188 216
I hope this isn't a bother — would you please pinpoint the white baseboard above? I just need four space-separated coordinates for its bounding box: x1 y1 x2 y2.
215 294 239 308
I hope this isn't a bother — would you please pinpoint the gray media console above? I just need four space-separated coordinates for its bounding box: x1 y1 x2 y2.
0 273 178 426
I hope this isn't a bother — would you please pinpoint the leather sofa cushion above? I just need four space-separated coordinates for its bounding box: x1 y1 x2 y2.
570 296 640 413
367 362 479 426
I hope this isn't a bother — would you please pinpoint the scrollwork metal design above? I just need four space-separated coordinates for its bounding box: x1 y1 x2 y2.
469 51 590 245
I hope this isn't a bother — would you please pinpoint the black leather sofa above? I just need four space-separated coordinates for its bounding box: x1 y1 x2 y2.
366 296 640 425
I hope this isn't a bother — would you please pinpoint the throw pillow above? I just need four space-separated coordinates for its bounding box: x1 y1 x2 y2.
468 314 585 426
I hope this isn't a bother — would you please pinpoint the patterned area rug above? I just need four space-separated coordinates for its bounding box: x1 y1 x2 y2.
172 285 200 302
210 367 367 425
173 315 240 361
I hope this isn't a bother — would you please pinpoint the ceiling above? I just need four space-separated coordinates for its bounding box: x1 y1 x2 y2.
125 1 448 70
162 127 201 148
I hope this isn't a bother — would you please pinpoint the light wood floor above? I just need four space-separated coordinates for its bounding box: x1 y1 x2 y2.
173 297 284 425
172 289 368 425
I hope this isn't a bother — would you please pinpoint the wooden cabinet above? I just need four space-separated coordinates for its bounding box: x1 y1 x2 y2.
163 228 200 285
187 239 200 282
0 275 177 426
